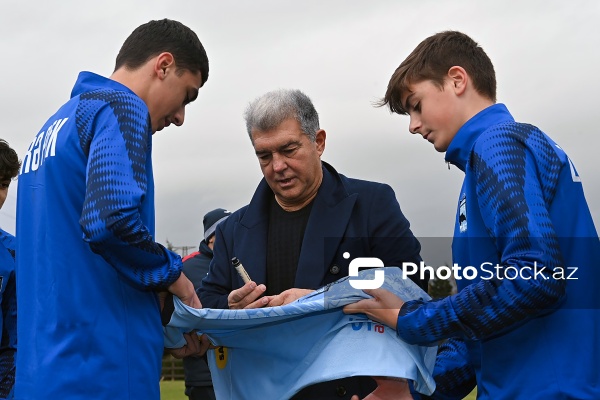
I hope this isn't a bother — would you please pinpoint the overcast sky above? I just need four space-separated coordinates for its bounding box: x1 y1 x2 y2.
1 0 598 262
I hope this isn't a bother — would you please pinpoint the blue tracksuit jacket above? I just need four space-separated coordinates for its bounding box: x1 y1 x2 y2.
0 229 16 399
396 104 600 399
16 72 182 399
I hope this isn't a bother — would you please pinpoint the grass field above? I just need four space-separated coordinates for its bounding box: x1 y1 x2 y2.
159 380 478 399
160 380 186 400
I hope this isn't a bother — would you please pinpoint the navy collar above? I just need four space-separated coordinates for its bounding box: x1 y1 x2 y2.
198 240 214 257
445 103 514 171
240 161 346 229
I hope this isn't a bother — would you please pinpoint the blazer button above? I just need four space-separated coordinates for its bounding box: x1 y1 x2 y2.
336 385 347 397
329 264 340 275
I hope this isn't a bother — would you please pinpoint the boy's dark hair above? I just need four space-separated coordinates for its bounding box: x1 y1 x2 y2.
114 19 209 86
0 139 21 180
381 31 496 115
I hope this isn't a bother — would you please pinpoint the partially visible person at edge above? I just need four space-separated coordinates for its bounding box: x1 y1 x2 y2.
16 19 210 400
0 139 20 399
181 208 231 400
345 31 600 400
200 88 426 399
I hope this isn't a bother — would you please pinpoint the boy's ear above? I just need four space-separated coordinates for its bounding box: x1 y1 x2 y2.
447 66 468 96
154 52 175 79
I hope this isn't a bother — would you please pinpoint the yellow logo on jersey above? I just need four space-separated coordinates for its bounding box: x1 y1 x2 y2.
215 346 228 369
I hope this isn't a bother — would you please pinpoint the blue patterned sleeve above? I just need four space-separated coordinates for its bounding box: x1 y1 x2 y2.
396 124 567 344
77 90 182 290
414 339 476 400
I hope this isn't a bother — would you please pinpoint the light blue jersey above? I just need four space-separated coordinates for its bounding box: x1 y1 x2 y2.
168 268 436 399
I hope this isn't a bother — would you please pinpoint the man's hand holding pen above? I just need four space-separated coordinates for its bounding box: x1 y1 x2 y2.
228 257 313 309
228 281 270 309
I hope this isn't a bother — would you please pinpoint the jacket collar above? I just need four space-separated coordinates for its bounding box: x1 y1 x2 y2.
445 103 514 171
239 161 348 229
198 240 213 257
71 71 136 99
236 161 357 288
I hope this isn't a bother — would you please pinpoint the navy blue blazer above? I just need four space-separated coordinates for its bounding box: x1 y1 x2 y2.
200 162 423 309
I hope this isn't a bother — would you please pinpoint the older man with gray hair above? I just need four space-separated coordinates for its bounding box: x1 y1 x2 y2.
200 89 425 399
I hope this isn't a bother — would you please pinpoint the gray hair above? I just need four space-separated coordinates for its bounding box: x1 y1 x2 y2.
243 89 320 142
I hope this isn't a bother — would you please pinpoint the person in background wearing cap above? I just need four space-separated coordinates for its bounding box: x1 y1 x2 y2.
180 208 231 400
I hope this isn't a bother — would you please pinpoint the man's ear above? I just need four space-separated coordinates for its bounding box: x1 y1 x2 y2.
315 129 326 155
154 52 175 79
447 66 468 96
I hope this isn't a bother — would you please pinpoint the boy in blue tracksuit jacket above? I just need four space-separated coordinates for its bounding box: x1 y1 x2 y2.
0 139 20 399
15 20 209 400
0 229 16 400
345 31 600 399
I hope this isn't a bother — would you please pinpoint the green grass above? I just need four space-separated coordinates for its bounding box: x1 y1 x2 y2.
160 380 477 399
160 380 186 400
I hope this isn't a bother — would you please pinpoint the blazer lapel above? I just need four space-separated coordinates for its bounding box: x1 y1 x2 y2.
235 179 271 285
295 163 357 288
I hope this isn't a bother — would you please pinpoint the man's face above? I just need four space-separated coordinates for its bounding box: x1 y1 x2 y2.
0 179 11 210
251 118 325 210
146 68 203 133
401 79 463 152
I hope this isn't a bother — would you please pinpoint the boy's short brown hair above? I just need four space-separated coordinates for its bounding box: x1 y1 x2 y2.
0 139 21 181
381 31 496 115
